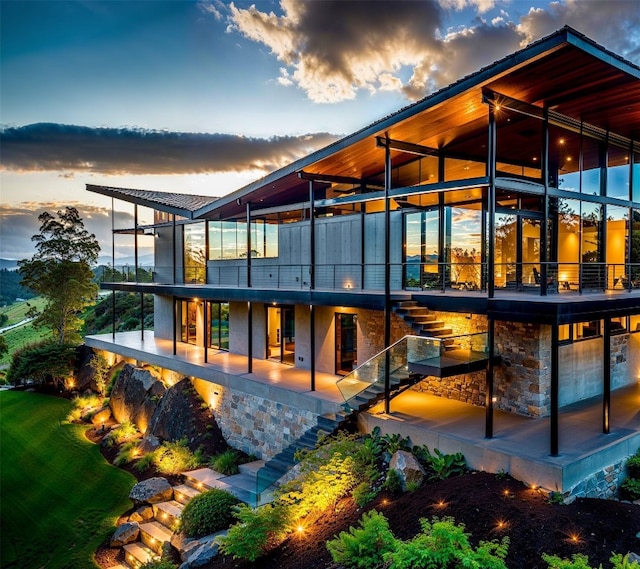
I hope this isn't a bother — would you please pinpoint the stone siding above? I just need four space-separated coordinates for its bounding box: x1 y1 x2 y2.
566 460 626 500
191 378 317 459
412 371 486 406
495 321 551 417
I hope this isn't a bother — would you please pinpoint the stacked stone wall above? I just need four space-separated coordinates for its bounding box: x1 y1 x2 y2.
191 378 317 459
495 321 550 417
413 371 486 406
611 332 629 389
567 460 626 500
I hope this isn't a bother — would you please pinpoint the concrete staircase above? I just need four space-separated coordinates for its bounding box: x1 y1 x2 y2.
254 411 351 503
393 300 454 338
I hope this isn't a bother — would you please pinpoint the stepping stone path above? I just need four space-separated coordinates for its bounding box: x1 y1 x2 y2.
111 460 267 569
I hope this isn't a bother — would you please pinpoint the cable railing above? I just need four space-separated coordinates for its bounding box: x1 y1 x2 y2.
97 262 640 294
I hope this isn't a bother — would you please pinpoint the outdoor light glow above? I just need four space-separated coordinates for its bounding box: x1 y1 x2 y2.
382 498 389 506
569 533 582 544
297 525 305 534
503 489 510 496
496 519 508 530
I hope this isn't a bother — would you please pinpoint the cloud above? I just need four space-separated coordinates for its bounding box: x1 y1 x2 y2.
0 123 340 176
226 0 640 103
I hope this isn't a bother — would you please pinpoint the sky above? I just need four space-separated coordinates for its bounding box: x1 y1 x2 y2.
1 0 640 263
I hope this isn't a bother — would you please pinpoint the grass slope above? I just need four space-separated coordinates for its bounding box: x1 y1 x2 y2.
0 324 51 367
0 297 46 327
0 391 135 569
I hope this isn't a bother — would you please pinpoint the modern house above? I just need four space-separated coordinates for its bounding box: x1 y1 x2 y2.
86 27 640 499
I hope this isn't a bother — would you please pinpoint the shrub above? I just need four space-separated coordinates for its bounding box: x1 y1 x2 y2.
140 561 178 569
383 468 403 494
89 353 110 397
153 438 202 475
218 503 289 562
134 451 156 473
110 420 139 445
385 516 509 569
542 553 596 569
625 454 640 479
352 480 378 507
610 553 640 569
619 477 640 501
424 448 466 481
326 510 396 569
114 442 140 466
210 449 240 475
6 341 76 388
179 488 240 538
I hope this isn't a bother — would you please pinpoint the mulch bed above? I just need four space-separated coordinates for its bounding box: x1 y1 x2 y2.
208 471 640 569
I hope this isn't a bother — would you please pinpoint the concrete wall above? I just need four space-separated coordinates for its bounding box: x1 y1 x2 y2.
229 301 266 358
559 337 603 406
154 295 174 340
154 224 183 284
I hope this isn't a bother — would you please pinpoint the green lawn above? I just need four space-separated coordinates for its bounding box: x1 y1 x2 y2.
0 391 135 569
0 297 46 327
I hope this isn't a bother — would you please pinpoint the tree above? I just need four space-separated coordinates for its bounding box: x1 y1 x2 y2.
18 207 100 345
0 335 8 358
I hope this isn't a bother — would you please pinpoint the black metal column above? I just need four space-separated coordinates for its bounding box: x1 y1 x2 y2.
603 318 611 434
550 324 559 456
487 106 496 299
140 292 144 342
310 304 316 391
204 301 208 364
309 181 315 290
541 110 549 296
247 301 253 373
246 202 251 288
111 197 116 340
384 135 392 414
172 296 177 355
485 318 495 438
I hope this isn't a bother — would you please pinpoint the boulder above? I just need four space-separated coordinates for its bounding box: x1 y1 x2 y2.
129 505 154 523
171 531 195 555
91 407 112 427
110 522 139 547
74 345 96 392
389 450 426 490
139 434 161 454
109 364 166 432
147 378 201 443
179 532 225 568
129 477 173 505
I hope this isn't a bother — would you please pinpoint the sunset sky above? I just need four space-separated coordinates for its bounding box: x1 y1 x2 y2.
2 0 640 263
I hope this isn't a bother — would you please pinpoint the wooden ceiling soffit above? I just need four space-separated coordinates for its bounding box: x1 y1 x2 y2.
298 170 384 191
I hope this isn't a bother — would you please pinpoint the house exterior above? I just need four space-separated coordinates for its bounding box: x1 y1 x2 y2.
86 27 640 497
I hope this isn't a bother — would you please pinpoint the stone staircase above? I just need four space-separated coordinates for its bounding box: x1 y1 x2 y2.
113 461 268 568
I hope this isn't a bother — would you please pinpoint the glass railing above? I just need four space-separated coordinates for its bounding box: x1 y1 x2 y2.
97 262 640 294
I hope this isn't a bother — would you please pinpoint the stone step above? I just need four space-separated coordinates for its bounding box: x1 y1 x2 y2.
406 314 437 324
172 484 200 505
420 320 446 330
123 542 157 569
395 300 418 308
153 499 184 530
238 459 266 476
139 521 173 554
183 467 225 491
421 327 453 336
200 474 256 506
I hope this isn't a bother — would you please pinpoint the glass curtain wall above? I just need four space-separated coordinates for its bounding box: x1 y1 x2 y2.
404 210 439 289
581 202 603 290
208 302 229 350
448 204 482 290
208 220 278 260
184 223 206 284
606 205 628 288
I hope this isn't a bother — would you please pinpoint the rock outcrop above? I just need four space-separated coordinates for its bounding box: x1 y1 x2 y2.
147 378 203 445
109 364 166 432
110 522 139 547
179 532 225 568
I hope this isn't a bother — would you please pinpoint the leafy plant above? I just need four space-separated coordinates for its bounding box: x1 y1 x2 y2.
385 516 509 569
179 488 240 538
383 468 403 494
352 480 378 507
610 553 640 569
424 448 466 481
326 510 396 569
619 477 640 501
406 480 421 492
153 438 203 475
210 449 240 475
542 553 597 569
547 491 565 505
109 420 139 445
381 433 412 461
89 353 110 397
134 451 156 473
114 441 140 466
218 503 290 562
625 454 640 479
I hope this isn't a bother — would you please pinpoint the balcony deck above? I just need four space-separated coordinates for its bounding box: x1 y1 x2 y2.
87 331 640 495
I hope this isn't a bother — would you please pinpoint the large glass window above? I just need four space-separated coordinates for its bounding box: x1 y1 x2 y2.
404 210 439 289
549 124 580 191
208 220 278 260
582 135 602 195
557 198 580 288
184 223 206 284
208 302 229 350
581 202 603 290
607 145 630 199
632 209 640 288
606 205 628 288
633 150 640 202
496 109 543 183
448 204 482 290
495 213 516 288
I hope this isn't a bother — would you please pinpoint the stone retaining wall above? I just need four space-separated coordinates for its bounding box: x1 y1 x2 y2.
412 371 486 406
566 460 626 500
191 378 317 459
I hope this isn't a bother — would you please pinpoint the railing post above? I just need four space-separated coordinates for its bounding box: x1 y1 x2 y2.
384 135 392 413
485 319 495 438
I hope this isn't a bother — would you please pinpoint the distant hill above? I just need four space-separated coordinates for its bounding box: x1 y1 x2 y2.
0 259 20 270
83 291 154 335
0 269 35 306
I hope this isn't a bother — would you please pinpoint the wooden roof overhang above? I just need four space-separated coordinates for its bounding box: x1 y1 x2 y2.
194 27 639 221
